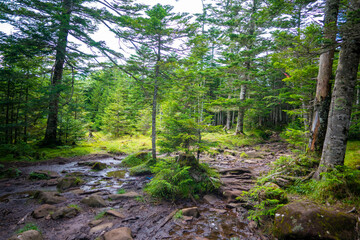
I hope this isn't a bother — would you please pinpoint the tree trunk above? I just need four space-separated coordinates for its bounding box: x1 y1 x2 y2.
309 0 340 154
235 84 247 134
151 80 158 160
226 94 231 129
315 0 360 177
43 0 72 146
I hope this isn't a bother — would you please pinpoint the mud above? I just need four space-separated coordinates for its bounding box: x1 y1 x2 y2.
0 139 291 240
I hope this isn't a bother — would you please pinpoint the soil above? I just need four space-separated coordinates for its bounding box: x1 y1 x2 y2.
0 137 292 240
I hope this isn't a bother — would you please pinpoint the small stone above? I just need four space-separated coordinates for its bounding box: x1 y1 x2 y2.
89 222 113 234
226 203 243 209
57 177 84 192
108 192 141 200
181 207 200 218
203 194 220 205
106 209 125 218
104 227 133 240
51 206 79 220
34 191 66 204
32 204 56 219
10 230 43 240
89 219 103 227
209 208 227 214
81 194 107 207
91 162 108 171
70 189 85 195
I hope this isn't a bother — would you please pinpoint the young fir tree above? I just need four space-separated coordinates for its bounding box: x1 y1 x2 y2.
120 4 192 160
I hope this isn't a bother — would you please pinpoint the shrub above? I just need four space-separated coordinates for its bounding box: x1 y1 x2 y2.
239 185 288 223
145 159 220 200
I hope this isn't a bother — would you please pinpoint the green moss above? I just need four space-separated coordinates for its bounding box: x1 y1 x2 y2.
129 161 152 176
240 152 249 158
120 152 151 167
344 141 360 168
117 188 126 194
94 210 106 220
16 223 40 234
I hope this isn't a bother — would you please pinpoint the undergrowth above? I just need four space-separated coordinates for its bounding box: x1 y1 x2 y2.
16 222 40 234
244 150 360 225
145 158 220 200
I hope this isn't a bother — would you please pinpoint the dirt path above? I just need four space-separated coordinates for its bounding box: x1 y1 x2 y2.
0 138 291 240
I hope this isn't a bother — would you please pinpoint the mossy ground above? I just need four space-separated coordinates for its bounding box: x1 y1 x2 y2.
344 141 360 168
0 133 152 163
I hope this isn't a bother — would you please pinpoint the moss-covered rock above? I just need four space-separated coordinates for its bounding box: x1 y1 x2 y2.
120 151 150 167
177 154 198 167
91 162 107 171
273 202 357 240
57 177 84 192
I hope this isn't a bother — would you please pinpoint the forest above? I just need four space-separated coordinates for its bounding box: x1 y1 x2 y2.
0 0 360 239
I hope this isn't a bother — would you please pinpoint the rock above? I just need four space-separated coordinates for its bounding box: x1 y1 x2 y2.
81 194 107 207
209 208 227 214
89 222 113 234
108 192 141 200
34 191 66 204
106 209 125 218
91 162 108 171
274 202 358 240
103 227 133 240
41 178 59 186
9 230 43 240
70 189 85 195
203 194 220 205
181 207 200 218
226 203 244 209
51 206 80 219
177 154 198 167
57 177 84 192
31 170 60 179
89 219 103 227
32 204 56 219
88 219 104 227
222 189 243 202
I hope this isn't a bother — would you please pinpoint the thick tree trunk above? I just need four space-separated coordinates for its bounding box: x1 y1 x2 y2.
315 0 360 177
309 0 340 154
43 0 72 146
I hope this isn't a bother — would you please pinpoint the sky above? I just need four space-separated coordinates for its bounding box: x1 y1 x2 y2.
90 0 204 60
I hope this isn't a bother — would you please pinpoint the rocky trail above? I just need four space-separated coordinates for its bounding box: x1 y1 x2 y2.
0 139 292 240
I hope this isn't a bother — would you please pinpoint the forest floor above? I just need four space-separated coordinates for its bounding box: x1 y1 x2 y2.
0 136 294 240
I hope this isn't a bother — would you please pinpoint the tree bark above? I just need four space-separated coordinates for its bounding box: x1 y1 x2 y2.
315 0 360 177
235 83 247 134
309 0 340 154
226 94 231 130
43 0 72 146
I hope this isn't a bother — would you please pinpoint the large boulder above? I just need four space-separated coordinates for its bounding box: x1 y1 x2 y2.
34 191 66 204
104 227 133 240
81 194 107 207
8 230 43 240
274 202 358 240
57 177 84 192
